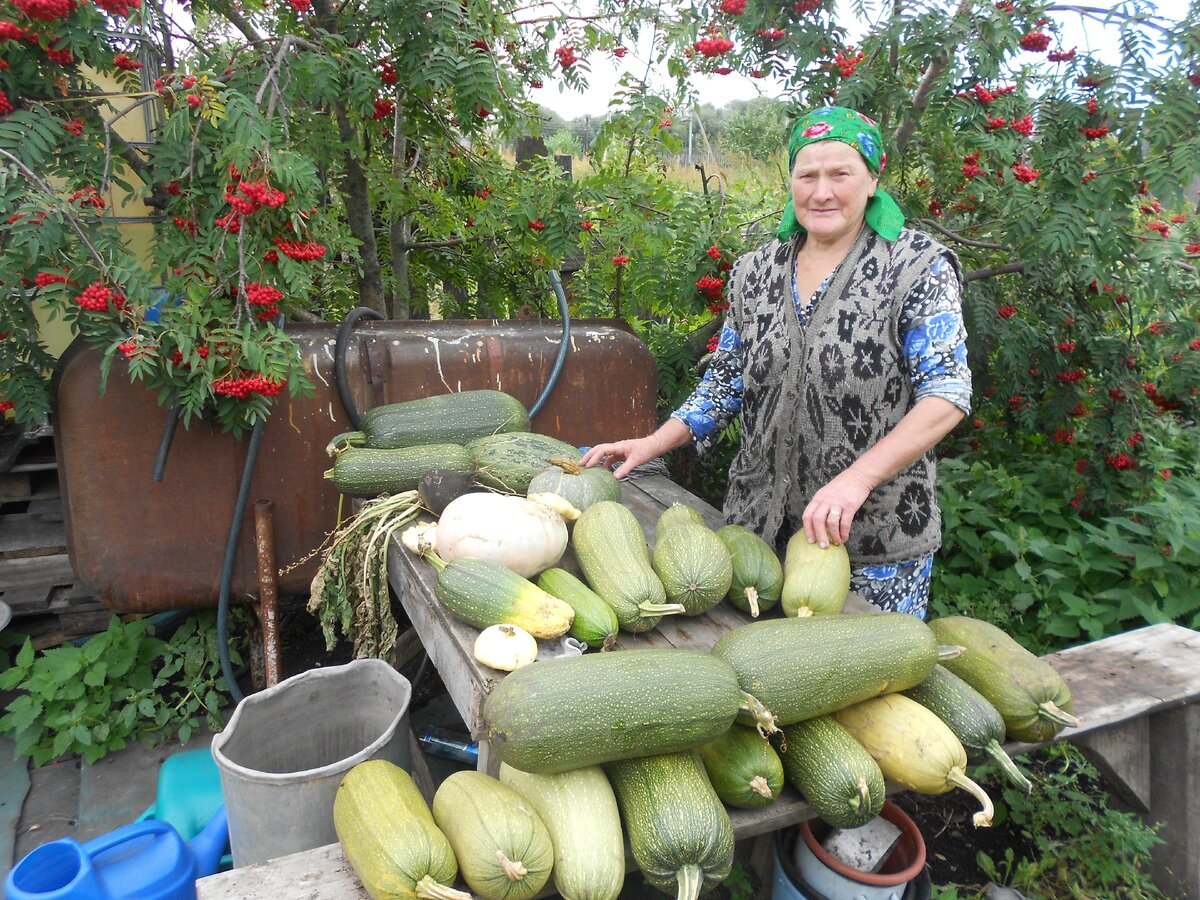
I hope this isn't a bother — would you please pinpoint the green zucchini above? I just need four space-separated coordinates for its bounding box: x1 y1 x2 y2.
715 524 783 617
431 771 553 900
333 760 468 900
651 509 733 617
696 724 784 810
778 715 885 828
605 751 734 900
331 389 529 451
483 649 772 774
536 567 619 650
467 432 582 494
903 665 1032 793
427 556 574 639
572 500 684 632
654 503 706 537
929 615 1079 743
499 764 625 900
526 457 621 512
325 444 472 498
781 531 850 616
709 612 940 728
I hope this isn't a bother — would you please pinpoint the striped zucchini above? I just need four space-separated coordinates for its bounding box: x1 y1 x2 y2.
929 615 1079 743
325 444 472 498
606 751 734 900
715 524 783 617
428 556 573 639
332 389 529 451
696 724 784 810
903 665 1033 793
468 432 582 494
333 760 468 900
710 612 940 727
536 567 619 650
651 508 733 617
483 649 772 774
572 501 684 632
778 715 885 828
499 764 625 900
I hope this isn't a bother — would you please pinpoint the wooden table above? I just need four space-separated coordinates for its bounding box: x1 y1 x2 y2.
197 474 1200 899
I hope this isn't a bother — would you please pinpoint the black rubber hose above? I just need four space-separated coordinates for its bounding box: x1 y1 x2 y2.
151 405 181 482
529 270 571 420
335 307 385 430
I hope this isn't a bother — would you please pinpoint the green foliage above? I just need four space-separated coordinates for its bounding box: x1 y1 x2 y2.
0 613 242 765
976 744 1165 899
717 99 790 162
545 129 583 159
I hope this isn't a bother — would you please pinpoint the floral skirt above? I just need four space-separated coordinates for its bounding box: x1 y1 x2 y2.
850 555 934 619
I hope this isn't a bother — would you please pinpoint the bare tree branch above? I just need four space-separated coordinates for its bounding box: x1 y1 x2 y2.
964 261 1026 282
917 217 1005 250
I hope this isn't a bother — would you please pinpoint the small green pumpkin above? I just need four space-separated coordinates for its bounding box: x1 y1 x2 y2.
697 724 784 810
526 457 621 513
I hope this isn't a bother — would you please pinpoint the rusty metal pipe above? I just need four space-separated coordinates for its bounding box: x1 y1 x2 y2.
254 498 281 687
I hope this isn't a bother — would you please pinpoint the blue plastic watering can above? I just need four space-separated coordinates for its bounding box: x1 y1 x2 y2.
5 806 228 900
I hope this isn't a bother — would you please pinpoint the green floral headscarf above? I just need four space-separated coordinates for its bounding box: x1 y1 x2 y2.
777 106 905 242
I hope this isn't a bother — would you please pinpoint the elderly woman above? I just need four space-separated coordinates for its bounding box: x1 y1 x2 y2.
581 106 971 619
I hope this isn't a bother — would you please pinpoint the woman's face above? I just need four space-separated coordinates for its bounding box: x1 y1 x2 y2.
790 141 878 246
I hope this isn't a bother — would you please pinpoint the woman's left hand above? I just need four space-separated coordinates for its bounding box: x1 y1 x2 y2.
802 469 875 549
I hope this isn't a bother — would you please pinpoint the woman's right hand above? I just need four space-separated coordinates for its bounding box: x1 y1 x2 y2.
580 437 661 479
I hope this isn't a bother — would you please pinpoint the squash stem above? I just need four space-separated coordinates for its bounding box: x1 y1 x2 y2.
600 632 618 651
744 586 760 618
676 864 704 900
985 739 1033 794
739 691 780 737
414 875 472 900
1039 701 1082 728
796 606 815 618
547 455 582 476
638 601 688 616
946 766 995 827
325 430 366 456
496 849 527 881
749 775 774 799
937 644 967 661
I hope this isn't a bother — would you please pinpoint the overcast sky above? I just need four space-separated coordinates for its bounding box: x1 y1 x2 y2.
533 0 1192 120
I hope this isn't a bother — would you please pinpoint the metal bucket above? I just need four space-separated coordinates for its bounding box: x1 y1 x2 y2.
210 660 412 867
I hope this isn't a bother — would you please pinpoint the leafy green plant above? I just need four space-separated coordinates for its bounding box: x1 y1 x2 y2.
0 612 242 765
977 744 1165 899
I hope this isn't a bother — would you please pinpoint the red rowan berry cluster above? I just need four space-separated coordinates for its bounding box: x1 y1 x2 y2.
113 53 142 70
755 28 785 40
1105 452 1136 470
245 283 283 306
34 272 72 287
579 221 594 231
1058 369 1086 384
63 117 83 136
612 255 631 267
274 237 326 260
696 274 724 302
834 47 864 77
117 340 156 359
263 249 280 262
706 245 721 260
13 0 73 20
1080 125 1109 140
528 220 545 231
378 62 396 84
0 90 13 115
997 304 1016 319
1185 242 1200 254
1047 47 1076 62
0 21 30 39
173 216 197 236
1012 163 1039 183
1053 428 1074 443
706 333 720 352
93 0 139 16
256 304 280 322
214 375 284 398
1019 31 1050 51
1056 340 1076 352
45 45 74 63
694 35 734 57
70 187 105 208
76 281 126 311
985 116 1006 131
287 0 311 11
1010 115 1033 136
613 46 627 57
554 45 578 67
995 0 1013 10
214 212 241 232
372 99 394 120
0 401 13 412
719 0 747 14
794 0 821 12
1146 221 1170 238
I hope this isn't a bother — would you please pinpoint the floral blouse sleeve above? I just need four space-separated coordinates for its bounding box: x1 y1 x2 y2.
670 323 744 455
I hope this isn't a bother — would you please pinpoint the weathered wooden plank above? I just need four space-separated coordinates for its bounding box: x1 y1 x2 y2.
0 553 75 592
196 842 367 900
1075 718 1151 812
1147 701 1200 900
0 514 66 557
0 472 32 502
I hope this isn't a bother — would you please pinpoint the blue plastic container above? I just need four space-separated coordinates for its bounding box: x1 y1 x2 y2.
6 809 228 900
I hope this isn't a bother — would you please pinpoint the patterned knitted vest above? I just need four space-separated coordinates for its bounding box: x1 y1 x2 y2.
722 226 962 564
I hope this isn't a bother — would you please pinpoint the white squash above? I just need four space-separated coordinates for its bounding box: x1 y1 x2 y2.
499 763 625 900
475 624 539 671
435 492 568 577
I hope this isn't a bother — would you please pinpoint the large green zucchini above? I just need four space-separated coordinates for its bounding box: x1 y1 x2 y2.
929 615 1079 743
902 665 1032 792
709 612 940 727
431 771 553 900
467 432 582 494
651 508 733 617
572 500 684 632
715 524 783 617
430 556 574 639
332 389 529 451
606 751 734 900
499 764 625 900
333 760 468 900
778 715 885 828
536 567 619 650
483 649 770 774
696 724 784 810
325 444 472 498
